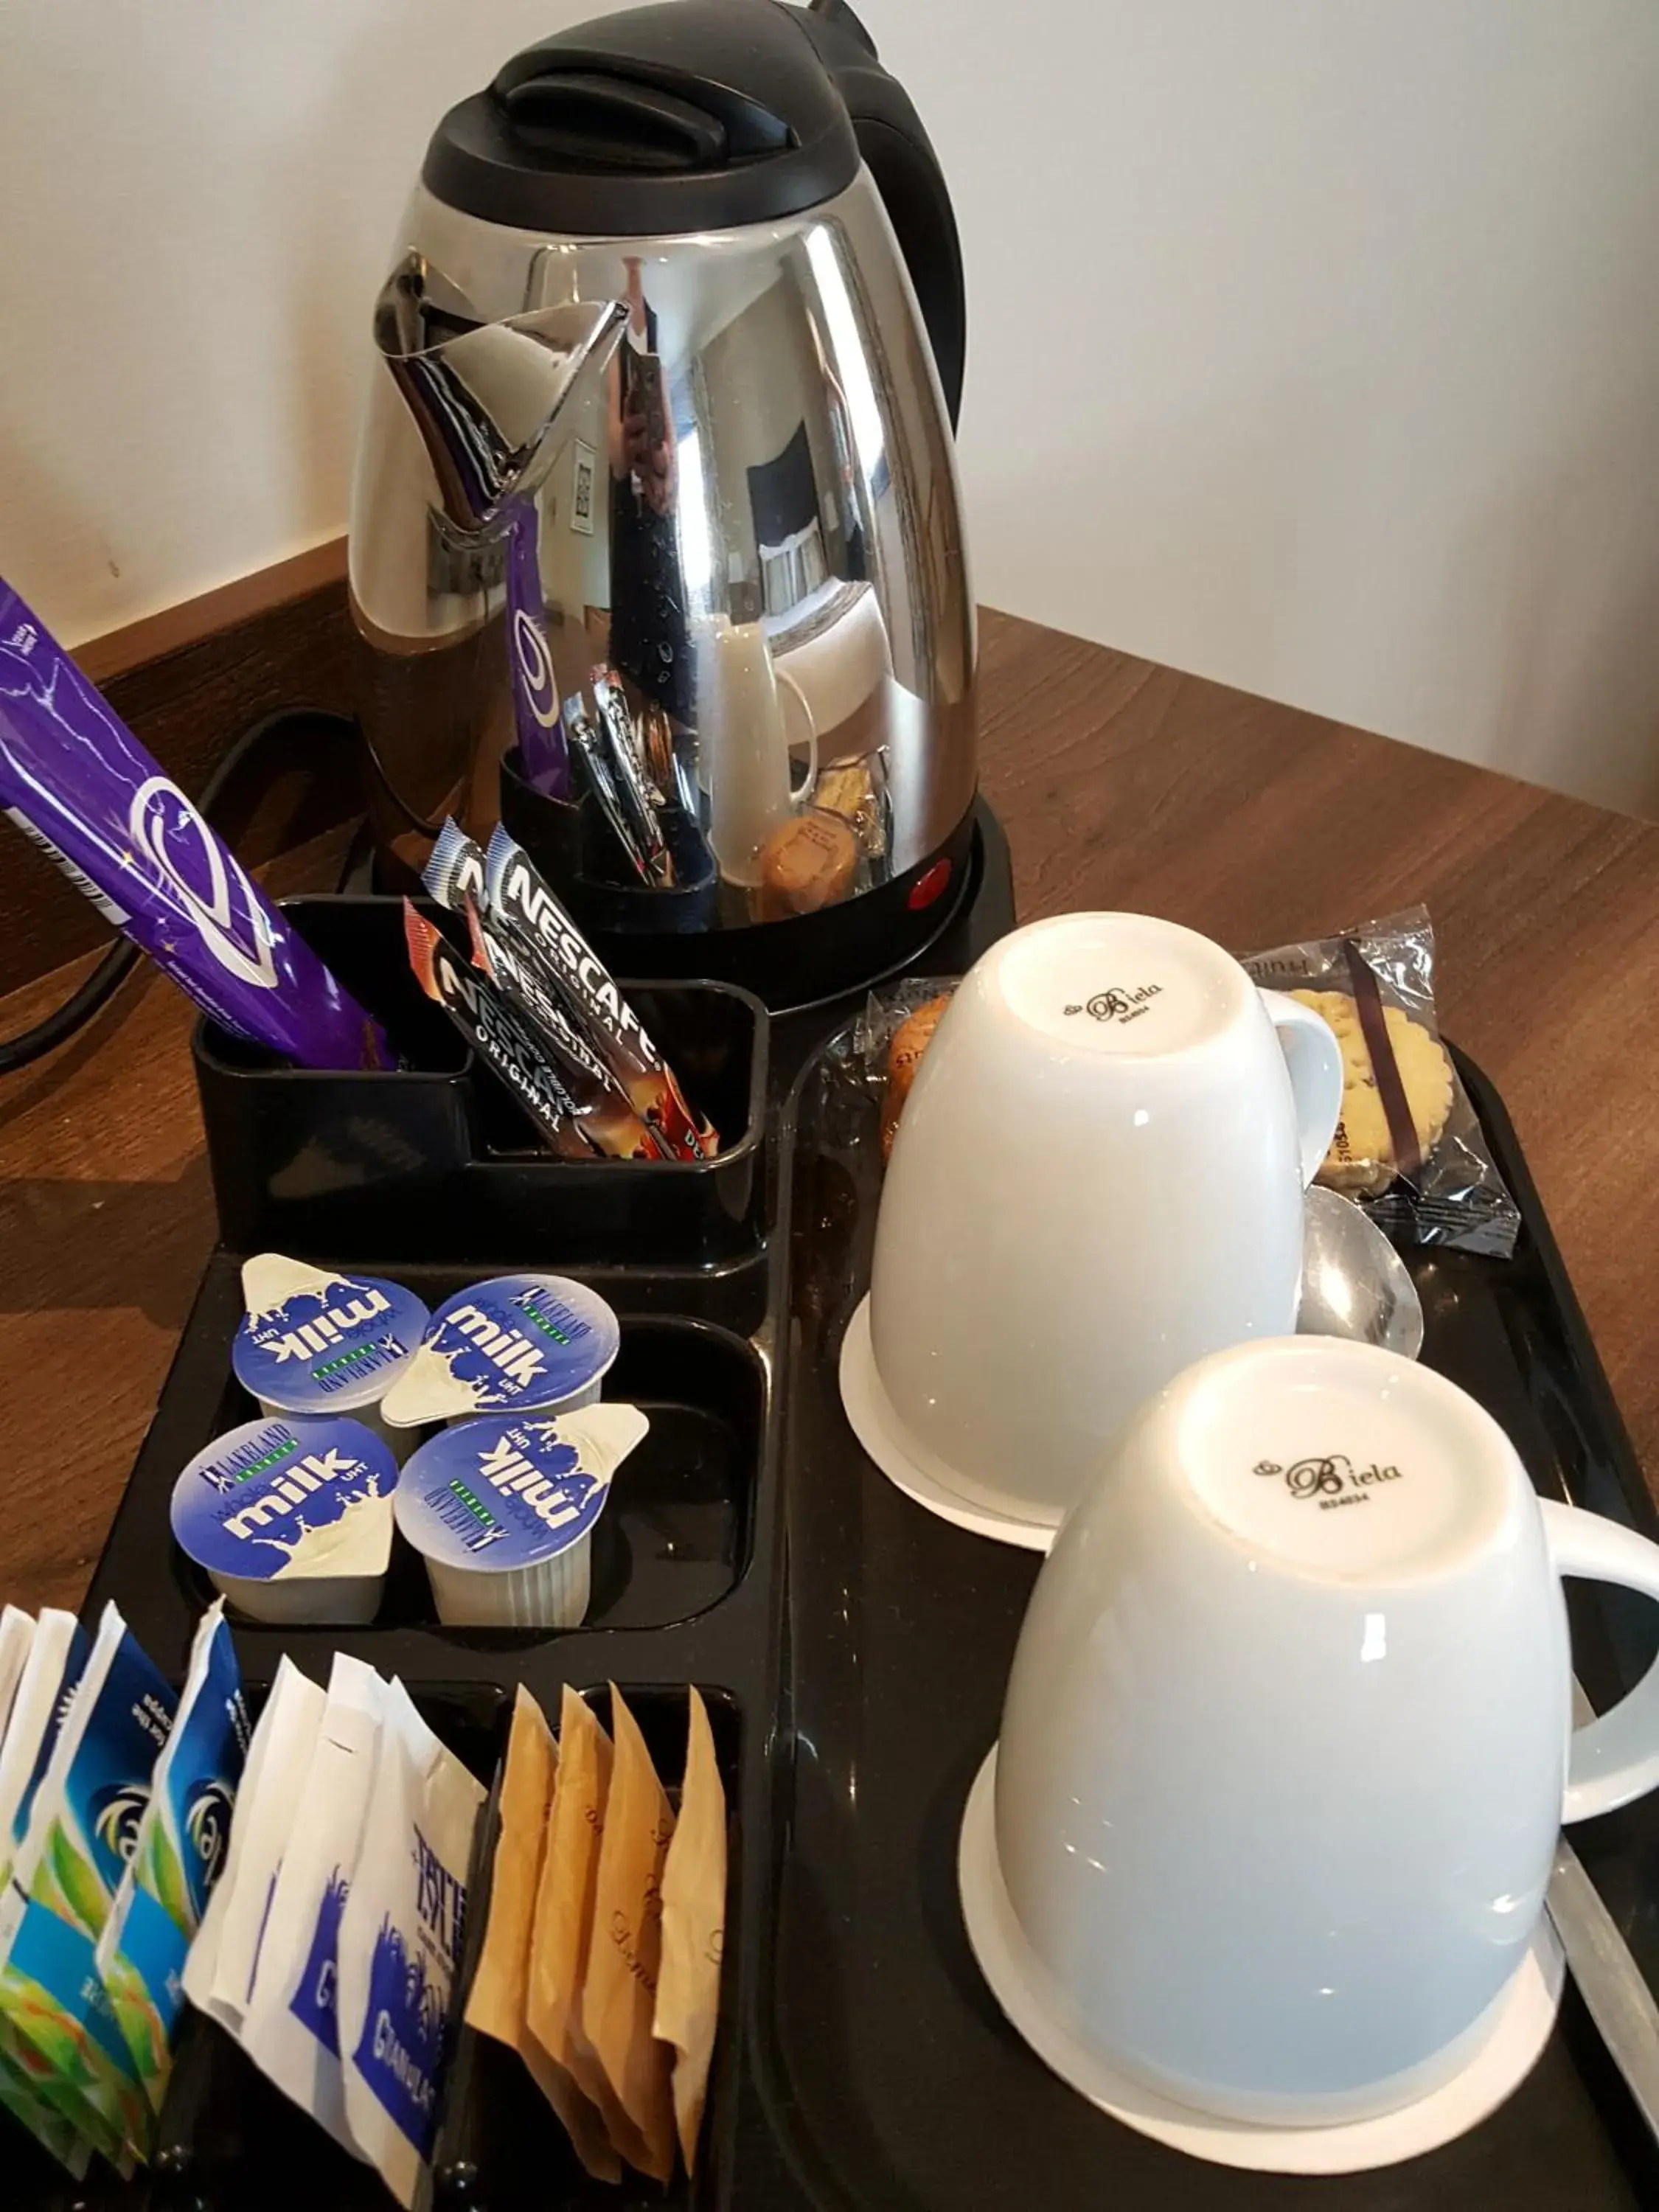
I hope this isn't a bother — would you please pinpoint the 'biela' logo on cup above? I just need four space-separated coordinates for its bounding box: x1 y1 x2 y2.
1063 984 1163 1026
1254 1453 1404 1510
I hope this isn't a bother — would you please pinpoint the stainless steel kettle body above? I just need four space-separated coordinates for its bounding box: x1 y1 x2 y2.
347 0 975 1001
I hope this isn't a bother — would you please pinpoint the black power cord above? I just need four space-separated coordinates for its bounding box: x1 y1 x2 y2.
0 705 361 1076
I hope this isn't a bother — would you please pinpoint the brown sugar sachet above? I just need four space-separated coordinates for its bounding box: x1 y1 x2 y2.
526 1688 656 2178
582 1686 678 2184
653 1687 728 2173
462 1688 619 2183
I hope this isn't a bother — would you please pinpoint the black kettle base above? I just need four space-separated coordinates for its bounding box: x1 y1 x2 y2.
352 795 1012 1017
574 797 1001 1015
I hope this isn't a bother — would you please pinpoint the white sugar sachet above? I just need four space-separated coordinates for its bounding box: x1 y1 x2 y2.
183 1655 325 2035
0 1610 34 1753
237 1654 386 2154
335 1678 483 2208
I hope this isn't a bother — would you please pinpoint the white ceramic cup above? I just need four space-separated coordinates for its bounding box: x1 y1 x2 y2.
984 1335 1659 2126
864 912 1344 1529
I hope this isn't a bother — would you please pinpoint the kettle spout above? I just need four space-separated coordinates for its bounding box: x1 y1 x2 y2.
373 255 627 535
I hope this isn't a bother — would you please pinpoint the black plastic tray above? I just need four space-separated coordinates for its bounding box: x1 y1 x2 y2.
5 807 1018 2211
763 1039 1659 2211
195 897 772 1276
16 797 1659 2210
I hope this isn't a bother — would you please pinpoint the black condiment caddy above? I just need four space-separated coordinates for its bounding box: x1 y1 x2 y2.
17 800 1659 2211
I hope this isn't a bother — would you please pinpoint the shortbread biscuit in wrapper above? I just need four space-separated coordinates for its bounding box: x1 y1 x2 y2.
482 827 713 1161
1286 989 1453 1197
880 992 953 1161
460 894 664 1160
464 1691 619 2182
1242 906 1520 1259
403 904 596 1160
582 1688 675 2184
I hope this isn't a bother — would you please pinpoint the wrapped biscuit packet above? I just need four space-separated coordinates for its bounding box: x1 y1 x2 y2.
818 976 959 1160
463 1688 619 2182
582 1686 676 2184
526 1688 653 2175
1242 907 1520 1259
653 1688 727 2174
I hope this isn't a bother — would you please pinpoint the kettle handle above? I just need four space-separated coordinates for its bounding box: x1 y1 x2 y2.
799 1 967 429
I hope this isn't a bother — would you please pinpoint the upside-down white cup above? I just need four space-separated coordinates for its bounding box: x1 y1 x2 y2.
974 1336 1659 2127
861 912 1344 1530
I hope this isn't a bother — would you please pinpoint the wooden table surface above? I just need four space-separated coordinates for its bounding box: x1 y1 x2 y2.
2 605 1657 1615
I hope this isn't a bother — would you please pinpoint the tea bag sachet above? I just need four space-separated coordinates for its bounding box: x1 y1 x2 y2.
582 1685 676 2184
97 1601 249 2112
653 1688 727 2172
181 1655 324 2035
0 2037 90 2177
462 1686 619 2182
526 1686 654 2175
335 1679 484 2210
0 1601 175 2166
0 1610 94 2173
0 1610 88 1892
238 1652 385 2153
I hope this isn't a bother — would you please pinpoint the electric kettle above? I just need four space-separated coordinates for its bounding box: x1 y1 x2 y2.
348 0 975 1006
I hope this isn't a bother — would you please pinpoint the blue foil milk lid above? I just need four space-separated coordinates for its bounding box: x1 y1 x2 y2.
233 1256 428 1415
171 1417 399 1583
394 1404 648 1572
380 1275 620 1427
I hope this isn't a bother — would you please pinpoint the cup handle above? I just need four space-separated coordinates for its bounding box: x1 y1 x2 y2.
1542 1498 1659 1822
776 667 819 804
1257 990 1344 1189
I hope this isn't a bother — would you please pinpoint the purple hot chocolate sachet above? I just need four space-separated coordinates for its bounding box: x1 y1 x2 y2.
0 577 391 1069
504 501 571 800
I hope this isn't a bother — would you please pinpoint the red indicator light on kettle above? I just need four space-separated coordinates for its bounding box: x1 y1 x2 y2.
908 858 953 911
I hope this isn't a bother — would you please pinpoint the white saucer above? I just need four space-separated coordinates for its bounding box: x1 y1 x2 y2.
838 1296 1060 1552
958 1749 1564 2175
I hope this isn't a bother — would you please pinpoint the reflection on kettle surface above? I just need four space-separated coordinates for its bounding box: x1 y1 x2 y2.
349 167 975 924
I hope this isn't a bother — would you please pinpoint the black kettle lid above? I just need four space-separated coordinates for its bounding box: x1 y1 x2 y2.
422 0 868 237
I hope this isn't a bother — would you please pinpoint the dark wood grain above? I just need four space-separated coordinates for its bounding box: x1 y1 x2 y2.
2 606 1657 1615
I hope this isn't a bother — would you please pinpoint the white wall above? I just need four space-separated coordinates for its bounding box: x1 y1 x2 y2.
0 0 590 641
4 1 1659 815
899 0 1659 815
